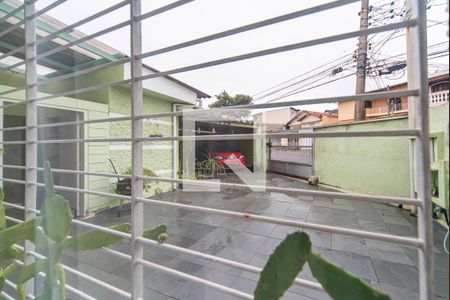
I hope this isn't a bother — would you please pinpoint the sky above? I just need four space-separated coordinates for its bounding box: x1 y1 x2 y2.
34 0 449 112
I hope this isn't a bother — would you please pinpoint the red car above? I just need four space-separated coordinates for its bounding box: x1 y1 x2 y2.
213 152 247 169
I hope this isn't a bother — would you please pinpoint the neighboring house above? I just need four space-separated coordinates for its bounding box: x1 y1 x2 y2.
0 0 209 216
270 109 337 147
286 110 338 129
338 72 449 123
253 107 299 132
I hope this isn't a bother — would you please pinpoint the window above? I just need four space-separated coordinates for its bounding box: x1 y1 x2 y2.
364 101 372 108
430 81 449 93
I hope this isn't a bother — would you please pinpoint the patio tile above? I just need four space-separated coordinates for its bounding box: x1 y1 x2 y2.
173 282 241 300
180 211 231 227
380 283 420 300
331 234 369 256
284 206 309 220
372 259 419 291
385 223 417 237
269 224 299 239
256 237 282 255
241 253 269 281
303 229 332 249
168 220 217 240
380 215 412 226
329 250 378 281
207 247 254 276
229 232 267 252
245 222 277 237
435 270 450 298
366 240 413 265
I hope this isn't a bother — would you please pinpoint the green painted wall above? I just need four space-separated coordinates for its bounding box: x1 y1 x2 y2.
314 103 449 201
107 85 175 200
0 67 183 214
314 117 411 197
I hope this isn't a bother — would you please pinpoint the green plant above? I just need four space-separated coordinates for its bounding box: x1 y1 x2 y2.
0 162 168 300
123 166 159 193
0 188 26 299
255 231 392 300
198 153 222 177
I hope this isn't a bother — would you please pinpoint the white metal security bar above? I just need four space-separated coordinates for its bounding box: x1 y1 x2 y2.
0 0 434 299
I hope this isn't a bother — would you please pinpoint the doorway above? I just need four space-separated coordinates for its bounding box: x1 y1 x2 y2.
2 104 85 217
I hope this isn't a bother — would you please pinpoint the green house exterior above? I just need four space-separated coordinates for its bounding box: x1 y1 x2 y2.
314 102 449 210
0 63 208 216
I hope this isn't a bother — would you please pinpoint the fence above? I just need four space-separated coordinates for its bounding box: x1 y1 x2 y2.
0 0 435 299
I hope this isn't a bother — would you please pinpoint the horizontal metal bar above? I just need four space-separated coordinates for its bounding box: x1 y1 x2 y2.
136 0 194 21
0 0 130 70
36 0 130 46
10 245 96 300
1 178 131 200
137 129 420 142
136 19 417 82
137 175 422 206
137 258 253 299
0 114 132 132
7 0 191 71
11 242 124 300
3 200 132 240
0 291 15 300
28 0 68 20
0 3 23 25
0 18 25 39
0 89 418 133
0 78 132 110
1 19 417 109
137 197 423 248
137 236 322 291
0 164 420 206
5 20 131 71
137 0 359 60
0 129 420 145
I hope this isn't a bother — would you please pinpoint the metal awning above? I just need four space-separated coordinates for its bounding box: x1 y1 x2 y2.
0 0 124 78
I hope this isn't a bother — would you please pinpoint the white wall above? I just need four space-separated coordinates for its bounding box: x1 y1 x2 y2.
124 63 198 105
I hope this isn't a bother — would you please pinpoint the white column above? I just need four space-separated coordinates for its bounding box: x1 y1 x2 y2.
130 0 144 299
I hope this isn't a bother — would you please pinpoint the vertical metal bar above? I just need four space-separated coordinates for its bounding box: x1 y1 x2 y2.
406 0 434 299
172 103 179 189
130 0 144 299
24 0 37 296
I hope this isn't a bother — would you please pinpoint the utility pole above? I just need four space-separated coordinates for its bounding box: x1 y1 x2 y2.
354 0 369 121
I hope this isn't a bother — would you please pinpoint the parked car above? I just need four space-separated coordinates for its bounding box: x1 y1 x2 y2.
212 152 247 169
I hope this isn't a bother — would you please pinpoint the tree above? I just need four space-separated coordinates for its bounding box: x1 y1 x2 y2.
208 91 252 108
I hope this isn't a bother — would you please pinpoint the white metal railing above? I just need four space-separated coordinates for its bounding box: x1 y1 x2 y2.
0 1 434 300
429 90 449 106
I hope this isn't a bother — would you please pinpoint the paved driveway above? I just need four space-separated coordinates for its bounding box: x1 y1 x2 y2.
50 173 449 299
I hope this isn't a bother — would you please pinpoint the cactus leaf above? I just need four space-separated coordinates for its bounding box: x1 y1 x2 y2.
143 224 167 242
56 263 65 300
254 231 311 300
61 223 132 251
2 262 17 277
0 219 36 253
40 162 73 242
43 161 55 196
17 259 49 284
40 193 72 242
308 253 392 300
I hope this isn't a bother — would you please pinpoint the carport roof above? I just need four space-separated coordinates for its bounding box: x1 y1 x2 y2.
0 0 210 98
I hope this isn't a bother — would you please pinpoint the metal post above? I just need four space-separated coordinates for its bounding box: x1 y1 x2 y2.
406 0 434 298
24 0 37 296
354 0 369 121
130 0 144 299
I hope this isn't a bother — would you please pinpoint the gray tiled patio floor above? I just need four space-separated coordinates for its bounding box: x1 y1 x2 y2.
26 173 450 299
